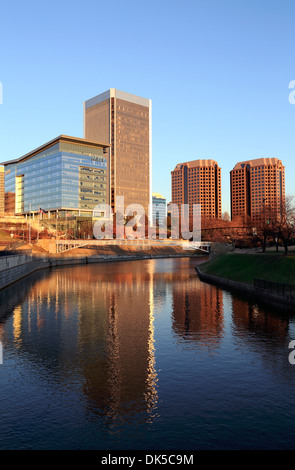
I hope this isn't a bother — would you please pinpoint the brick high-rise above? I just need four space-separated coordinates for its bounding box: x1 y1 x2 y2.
171 159 222 219
83 89 152 218
230 158 285 222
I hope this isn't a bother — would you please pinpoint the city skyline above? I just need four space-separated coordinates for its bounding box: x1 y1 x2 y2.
0 1 295 215
0 1 295 456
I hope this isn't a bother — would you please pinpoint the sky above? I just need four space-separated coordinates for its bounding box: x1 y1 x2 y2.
0 0 294 214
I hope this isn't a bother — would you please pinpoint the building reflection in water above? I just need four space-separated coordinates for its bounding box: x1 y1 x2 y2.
76 262 159 423
230 295 292 379
0 262 159 425
171 270 224 350
1 257 294 429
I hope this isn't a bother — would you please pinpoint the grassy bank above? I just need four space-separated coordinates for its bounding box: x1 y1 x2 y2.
200 252 295 286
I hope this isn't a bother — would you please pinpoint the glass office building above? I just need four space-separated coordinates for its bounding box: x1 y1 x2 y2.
152 192 167 226
2 135 109 217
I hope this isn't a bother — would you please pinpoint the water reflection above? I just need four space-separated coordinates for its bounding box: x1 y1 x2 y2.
171 271 224 349
1 262 160 425
1 259 294 401
76 263 159 422
0 258 295 449
230 295 294 382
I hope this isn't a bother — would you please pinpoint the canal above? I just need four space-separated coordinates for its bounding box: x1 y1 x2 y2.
0 257 295 450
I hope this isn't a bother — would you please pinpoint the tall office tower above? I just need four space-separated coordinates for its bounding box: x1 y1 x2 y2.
83 89 152 218
0 166 4 214
230 158 285 222
171 159 222 219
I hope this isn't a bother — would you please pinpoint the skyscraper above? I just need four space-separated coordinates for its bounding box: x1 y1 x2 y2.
230 158 285 222
83 89 152 218
171 159 222 219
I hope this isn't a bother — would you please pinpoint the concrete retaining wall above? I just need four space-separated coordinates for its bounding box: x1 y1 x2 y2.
0 254 32 272
0 258 49 290
195 265 295 309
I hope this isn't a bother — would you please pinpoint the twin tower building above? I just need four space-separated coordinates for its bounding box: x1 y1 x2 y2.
172 157 285 223
2 87 285 224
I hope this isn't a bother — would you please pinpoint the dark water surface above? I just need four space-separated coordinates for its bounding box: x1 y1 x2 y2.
0 257 295 450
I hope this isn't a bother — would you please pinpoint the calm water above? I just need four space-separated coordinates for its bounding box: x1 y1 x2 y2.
0 257 295 450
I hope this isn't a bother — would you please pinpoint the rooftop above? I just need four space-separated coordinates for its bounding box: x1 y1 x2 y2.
232 157 284 171
172 159 220 171
152 192 166 200
84 88 151 109
1 135 110 166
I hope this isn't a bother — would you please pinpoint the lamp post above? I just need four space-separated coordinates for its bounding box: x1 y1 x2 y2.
275 232 279 252
262 197 267 253
29 203 31 245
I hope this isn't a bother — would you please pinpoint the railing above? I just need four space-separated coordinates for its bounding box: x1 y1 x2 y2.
182 242 211 253
254 278 295 298
55 239 212 253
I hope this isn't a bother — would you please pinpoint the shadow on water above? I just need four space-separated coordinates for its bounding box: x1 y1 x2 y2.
0 268 53 323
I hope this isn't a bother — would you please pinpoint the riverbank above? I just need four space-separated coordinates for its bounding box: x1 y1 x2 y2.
200 252 295 285
195 251 295 308
0 249 206 292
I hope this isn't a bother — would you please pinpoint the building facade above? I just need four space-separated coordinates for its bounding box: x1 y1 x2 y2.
230 158 285 222
152 193 167 227
2 135 109 217
171 159 222 219
83 89 152 218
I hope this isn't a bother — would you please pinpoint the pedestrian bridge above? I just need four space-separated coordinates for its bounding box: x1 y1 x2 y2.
54 239 212 254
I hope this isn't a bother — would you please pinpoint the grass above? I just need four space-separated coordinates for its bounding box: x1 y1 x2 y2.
200 252 295 286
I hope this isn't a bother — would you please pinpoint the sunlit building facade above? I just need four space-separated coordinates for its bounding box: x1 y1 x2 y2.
2 135 109 217
230 158 285 222
171 159 222 219
83 88 152 217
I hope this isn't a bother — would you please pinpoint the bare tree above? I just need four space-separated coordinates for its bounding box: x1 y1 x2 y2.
279 195 295 255
222 211 230 222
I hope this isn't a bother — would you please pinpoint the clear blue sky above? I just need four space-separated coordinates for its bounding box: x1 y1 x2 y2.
0 0 294 214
